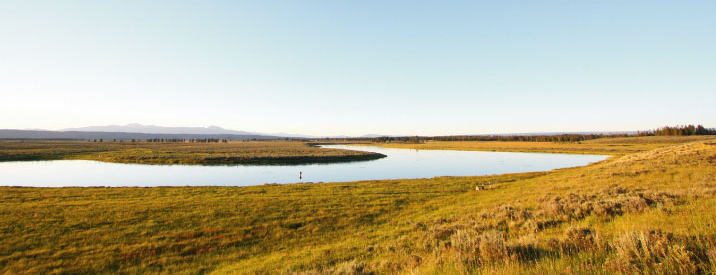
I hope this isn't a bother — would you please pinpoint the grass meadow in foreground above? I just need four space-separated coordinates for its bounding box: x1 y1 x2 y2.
0 140 384 165
0 137 715 274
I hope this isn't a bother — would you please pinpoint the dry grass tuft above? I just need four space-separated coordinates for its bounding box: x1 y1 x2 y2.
294 260 374 275
609 231 700 275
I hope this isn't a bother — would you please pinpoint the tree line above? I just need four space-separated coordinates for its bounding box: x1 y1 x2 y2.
370 133 628 143
144 138 229 143
637 124 716 136
88 138 229 143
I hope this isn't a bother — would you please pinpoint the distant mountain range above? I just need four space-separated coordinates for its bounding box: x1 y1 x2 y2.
60 124 387 139
0 123 641 140
66 124 332 139
61 124 259 135
0 124 381 140
0 130 282 141
0 124 284 140
62 123 327 138
60 124 318 137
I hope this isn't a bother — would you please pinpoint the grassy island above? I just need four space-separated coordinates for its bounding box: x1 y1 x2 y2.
0 141 385 165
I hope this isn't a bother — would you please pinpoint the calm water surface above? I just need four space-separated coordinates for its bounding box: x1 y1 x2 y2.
0 145 608 187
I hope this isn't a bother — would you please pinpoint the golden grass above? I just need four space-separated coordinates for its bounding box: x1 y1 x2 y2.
0 137 715 274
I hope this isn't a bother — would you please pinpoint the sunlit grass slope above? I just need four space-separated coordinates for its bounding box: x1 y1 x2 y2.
0 141 384 164
1 137 715 274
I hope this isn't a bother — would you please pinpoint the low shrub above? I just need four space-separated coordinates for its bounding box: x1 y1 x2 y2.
608 231 700 275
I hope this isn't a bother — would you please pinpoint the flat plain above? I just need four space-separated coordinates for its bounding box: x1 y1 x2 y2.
1 136 715 274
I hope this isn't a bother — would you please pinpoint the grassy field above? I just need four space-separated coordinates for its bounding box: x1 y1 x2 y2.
1 137 715 274
365 136 716 155
0 141 385 165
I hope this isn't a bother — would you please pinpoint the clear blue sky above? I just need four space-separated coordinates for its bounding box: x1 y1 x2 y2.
1 1 714 136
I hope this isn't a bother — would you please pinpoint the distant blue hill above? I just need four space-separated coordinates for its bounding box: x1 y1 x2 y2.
60 123 316 138
61 124 257 135
0 129 281 140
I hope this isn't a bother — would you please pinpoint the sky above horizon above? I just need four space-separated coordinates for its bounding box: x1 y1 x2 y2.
1 1 715 136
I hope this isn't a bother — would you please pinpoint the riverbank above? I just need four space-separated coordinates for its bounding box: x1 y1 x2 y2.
1 138 715 274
